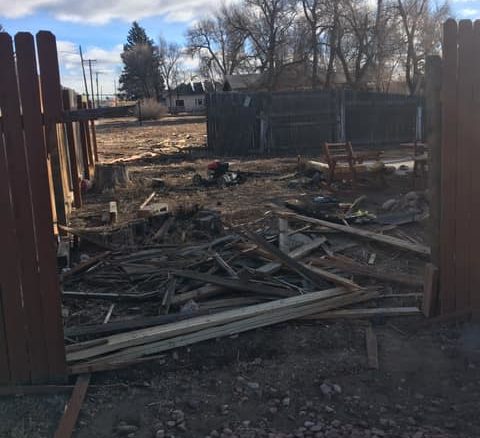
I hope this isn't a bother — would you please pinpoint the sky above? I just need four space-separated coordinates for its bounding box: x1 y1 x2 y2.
0 0 475 95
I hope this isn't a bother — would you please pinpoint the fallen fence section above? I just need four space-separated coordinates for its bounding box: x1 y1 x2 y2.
207 89 423 155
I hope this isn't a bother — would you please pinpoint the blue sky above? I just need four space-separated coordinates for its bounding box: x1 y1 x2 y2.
0 0 474 94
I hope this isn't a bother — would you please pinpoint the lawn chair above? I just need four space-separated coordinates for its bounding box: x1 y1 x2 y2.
323 142 383 185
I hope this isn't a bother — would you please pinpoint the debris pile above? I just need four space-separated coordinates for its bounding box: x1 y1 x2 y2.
61 202 426 375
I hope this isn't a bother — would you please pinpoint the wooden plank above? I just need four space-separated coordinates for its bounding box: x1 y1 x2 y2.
440 19 458 314
70 290 377 373
245 230 359 288
67 287 351 362
62 89 82 208
0 125 15 384
77 96 91 179
54 373 91 438
365 326 379 369
15 32 67 382
454 20 474 312
0 32 42 383
302 307 421 320
174 270 297 298
423 263 439 318
279 212 430 255
256 237 326 275
470 20 480 316
36 31 69 226
311 255 424 287
426 56 442 270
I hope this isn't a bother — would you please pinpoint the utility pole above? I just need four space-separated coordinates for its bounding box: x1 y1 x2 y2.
95 71 100 107
87 59 97 108
114 79 118 106
79 46 89 105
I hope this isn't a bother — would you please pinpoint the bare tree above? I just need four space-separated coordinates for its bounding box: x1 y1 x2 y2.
229 0 298 89
301 0 329 88
397 0 449 95
186 6 248 79
159 37 182 110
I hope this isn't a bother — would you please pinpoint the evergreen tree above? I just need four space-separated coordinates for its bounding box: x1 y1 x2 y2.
119 22 164 101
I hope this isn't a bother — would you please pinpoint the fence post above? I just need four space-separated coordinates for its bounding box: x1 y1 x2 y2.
425 55 442 315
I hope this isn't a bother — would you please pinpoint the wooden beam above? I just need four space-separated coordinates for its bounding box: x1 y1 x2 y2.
302 307 421 320
174 270 296 298
278 212 430 256
423 263 439 318
310 256 423 287
69 290 377 373
245 231 359 288
54 373 90 438
365 326 379 370
67 287 353 362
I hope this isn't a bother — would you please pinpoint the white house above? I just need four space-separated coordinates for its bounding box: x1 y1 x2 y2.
168 81 217 113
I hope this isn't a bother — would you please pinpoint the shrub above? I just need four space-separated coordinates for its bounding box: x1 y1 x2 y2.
135 98 167 121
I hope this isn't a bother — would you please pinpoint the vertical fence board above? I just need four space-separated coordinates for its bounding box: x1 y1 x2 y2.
36 31 69 227
15 32 67 381
0 33 47 383
0 127 15 384
63 89 82 208
470 20 480 314
440 19 458 314
454 20 474 311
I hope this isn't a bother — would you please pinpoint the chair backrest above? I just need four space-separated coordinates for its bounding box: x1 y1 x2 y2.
324 142 354 163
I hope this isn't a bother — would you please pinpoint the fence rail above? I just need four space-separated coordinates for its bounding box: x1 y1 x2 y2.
207 89 423 155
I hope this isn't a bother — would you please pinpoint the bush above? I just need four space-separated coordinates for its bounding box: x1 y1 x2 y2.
135 98 167 121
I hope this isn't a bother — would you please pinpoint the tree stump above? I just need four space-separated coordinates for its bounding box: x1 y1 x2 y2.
94 164 130 192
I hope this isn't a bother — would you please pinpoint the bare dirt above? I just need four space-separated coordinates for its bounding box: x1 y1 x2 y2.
1 116 479 438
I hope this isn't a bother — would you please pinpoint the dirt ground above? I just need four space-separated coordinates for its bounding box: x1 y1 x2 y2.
1 116 480 438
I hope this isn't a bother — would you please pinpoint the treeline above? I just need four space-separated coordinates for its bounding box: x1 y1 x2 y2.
185 0 449 94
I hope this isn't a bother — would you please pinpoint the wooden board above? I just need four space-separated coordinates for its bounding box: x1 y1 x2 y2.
15 32 67 381
62 89 82 208
67 287 352 363
423 263 439 318
470 20 480 315
54 373 91 438
440 19 458 314
0 121 17 384
36 31 70 226
0 32 43 383
279 212 430 256
365 326 379 369
69 290 377 373
454 21 474 312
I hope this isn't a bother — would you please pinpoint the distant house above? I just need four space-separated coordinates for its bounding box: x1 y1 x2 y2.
168 81 218 113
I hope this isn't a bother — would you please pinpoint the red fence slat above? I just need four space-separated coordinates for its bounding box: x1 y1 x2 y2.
454 20 474 311
440 19 458 314
15 32 67 381
0 33 47 383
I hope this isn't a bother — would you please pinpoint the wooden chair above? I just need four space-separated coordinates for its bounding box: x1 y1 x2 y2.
323 142 382 185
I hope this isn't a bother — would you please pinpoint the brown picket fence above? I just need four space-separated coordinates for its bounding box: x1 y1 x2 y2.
0 31 98 384
435 19 480 316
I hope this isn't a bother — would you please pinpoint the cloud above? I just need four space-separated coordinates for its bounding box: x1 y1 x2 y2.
0 0 224 24
459 7 480 16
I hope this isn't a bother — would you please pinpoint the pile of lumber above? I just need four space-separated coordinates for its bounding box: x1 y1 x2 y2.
67 287 378 374
62 209 426 374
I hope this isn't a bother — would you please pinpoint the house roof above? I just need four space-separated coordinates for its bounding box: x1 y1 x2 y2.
174 81 221 95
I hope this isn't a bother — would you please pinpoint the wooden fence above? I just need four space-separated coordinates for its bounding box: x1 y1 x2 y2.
0 31 99 384
207 89 423 155
431 19 480 316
